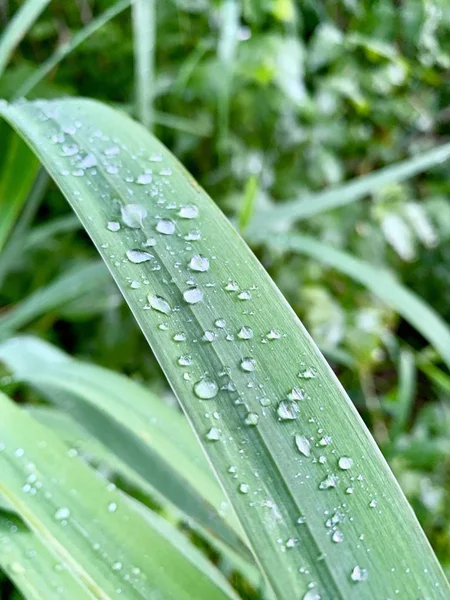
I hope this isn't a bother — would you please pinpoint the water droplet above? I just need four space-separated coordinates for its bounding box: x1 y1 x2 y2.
126 249 153 263
332 530 343 543
130 280 140 289
137 172 152 185
298 365 317 379
108 502 117 513
62 144 79 156
215 319 226 328
319 474 338 490
178 355 192 366
239 483 249 494
55 507 70 521
245 412 259 426
295 435 311 457
80 153 97 169
183 287 203 304
121 204 147 228
238 326 253 340
173 332 186 342
303 591 321 600
238 290 252 301
194 378 219 399
286 537 298 548
179 205 198 219
351 566 368 582
277 400 299 420
338 456 353 470
112 561 123 572
369 499 377 508
240 357 256 372
184 229 201 241
225 281 239 291
202 330 216 342
189 254 209 272
105 145 120 156
289 387 305 401
143 237 156 247
156 219 175 235
206 427 221 441
148 294 171 314
267 329 281 340
107 221 120 232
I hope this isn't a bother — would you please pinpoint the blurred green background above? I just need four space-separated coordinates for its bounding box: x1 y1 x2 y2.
0 0 449 594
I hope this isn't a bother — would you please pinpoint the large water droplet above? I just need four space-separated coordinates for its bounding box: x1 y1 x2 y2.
183 287 203 304
156 219 175 235
126 249 153 263
295 434 311 457
194 378 219 399
240 357 256 372
121 204 147 228
189 255 209 272
338 456 353 470
277 400 299 420
148 294 171 314
179 205 199 219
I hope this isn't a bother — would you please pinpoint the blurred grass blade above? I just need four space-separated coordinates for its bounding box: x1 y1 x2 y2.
132 0 156 129
0 0 51 80
24 214 81 251
0 390 238 600
1 98 449 599
250 142 450 228
0 126 39 251
0 261 109 334
256 232 450 369
390 349 416 440
15 0 131 99
0 335 248 558
0 511 92 600
238 175 258 232
0 169 48 288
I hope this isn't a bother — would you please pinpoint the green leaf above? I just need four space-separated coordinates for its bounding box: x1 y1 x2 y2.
0 390 238 600
0 261 110 335
254 232 450 369
15 0 131 99
0 335 248 559
0 512 91 600
132 0 156 129
0 0 51 80
249 142 450 229
1 98 449 599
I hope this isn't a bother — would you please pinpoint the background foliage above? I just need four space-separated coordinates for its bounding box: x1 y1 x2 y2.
0 0 449 596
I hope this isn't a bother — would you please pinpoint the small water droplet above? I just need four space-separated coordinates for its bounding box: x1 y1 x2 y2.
108 502 117 513
303 590 321 600
148 294 171 314
215 319 226 328
239 483 249 494
240 357 256 372
137 172 152 185
206 427 221 441
194 378 219 399
267 329 281 340
319 474 338 490
245 412 259 426
338 456 353 470
298 364 317 379
173 332 186 342
238 290 252 301
156 219 175 235
179 205 199 219
130 280 140 289
178 355 192 366
351 566 368 582
189 254 209 272
107 221 120 232
289 387 305 401
55 507 70 521
238 326 253 340
126 249 153 263
332 530 343 543
80 152 97 169
369 499 377 508
225 281 239 291
112 561 123 572
277 400 299 420
202 330 216 342
295 434 311 457
121 204 147 228
183 287 203 304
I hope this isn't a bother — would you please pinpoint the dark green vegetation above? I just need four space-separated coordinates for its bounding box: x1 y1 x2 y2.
0 1 449 598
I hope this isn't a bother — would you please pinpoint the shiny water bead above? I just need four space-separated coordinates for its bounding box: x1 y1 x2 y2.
244 412 259 426
289 387 305 401
277 400 299 420
298 365 317 379
319 474 338 490
215 319 226 328
206 427 221 441
173 332 187 342
350 566 368 583
178 355 192 366
130 280 140 289
193 378 218 399
189 255 209 272
126 249 153 263
107 221 120 232
137 172 152 185
179 205 198 219
108 502 118 513
148 294 171 314
238 326 253 340
295 434 311 457
303 590 321 600
240 357 256 372
183 287 203 304
62 144 79 156
338 456 353 470
225 281 239 291
238 290 252 301
332 530 343 543
156 219 175 235
121 204 147 228
267 329 281 340
239 483 249 494
202 330 216 342
143 237 156 247
81 152 97 168
184 229 201 241
54 507 70 521
104 145 120 156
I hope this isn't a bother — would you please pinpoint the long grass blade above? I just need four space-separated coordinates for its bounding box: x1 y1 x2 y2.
0 0 51 80
0 389 238 600
256 232 450 369
1 98 449 599
132 0 156 129
250 142 450 228
14 0 131 99
0 334 248 558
